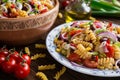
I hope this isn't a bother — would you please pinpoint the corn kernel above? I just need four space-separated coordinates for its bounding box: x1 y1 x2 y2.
86 47 91 51
56 48 61 52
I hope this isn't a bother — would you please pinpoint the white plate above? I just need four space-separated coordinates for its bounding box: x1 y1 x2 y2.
46 20 120 77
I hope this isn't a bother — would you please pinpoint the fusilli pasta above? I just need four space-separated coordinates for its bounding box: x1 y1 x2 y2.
98 57 115 69
36 72 48 80
25 47 30 55
74 44 92 59
38 64 56 70
54 66 66 80
35 44 46 49
113 45 120 59
31 53 46 60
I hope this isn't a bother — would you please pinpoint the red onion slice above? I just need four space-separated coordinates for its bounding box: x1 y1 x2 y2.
98 31 118 42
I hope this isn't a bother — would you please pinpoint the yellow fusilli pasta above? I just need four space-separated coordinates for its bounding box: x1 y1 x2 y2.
36 72 48 80
113 45 120 59
41 1 54 9
54 66 66 80
72 40 93 49
31 53 46 60
35 44 46 49
98 57 115 69
24 47 30 55
38 64 56 70
74 44 92 59
84 29 96 43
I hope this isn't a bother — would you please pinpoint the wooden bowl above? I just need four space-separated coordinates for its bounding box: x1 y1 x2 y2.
0 0 59 45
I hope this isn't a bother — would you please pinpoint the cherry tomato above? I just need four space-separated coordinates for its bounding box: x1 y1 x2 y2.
1 57 16 74
9 50 19 62
68 53 81 63
14 62 30 79
0 48 9 57
22 54 31 65
0 54 5 68
18 54 31 65
61 0 70 8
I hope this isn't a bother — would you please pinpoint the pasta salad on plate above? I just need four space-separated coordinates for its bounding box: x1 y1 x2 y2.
46 20 120 77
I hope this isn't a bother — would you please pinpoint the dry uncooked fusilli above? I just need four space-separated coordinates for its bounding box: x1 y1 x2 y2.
31 53 46 60
36 72 48 80
35 44 46 49
54 66 66 80
38 64 56 70
25 47 30 55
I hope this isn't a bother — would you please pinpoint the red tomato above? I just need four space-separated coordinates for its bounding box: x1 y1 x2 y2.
61 0 70 8
68 53 81 63
69 30 82 36
19 54 31 65
2 12 8 17
1 57 16 74
9 50 19 62
83 59 98 68
0 54 5 66
41 8 48 13
106 44 114 57
14 62 30 79
0 48 9 57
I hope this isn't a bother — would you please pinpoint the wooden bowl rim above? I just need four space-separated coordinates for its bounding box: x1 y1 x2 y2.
0 0 59 21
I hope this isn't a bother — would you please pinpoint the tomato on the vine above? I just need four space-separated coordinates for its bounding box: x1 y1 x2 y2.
0 54 5 68
14 62 30 79
1 57 16 73
0 48 9 57
17 54 31 65
22 54 31 65
9 50 19 62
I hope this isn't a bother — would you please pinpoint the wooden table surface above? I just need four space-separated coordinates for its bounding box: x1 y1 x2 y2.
0 5 120 80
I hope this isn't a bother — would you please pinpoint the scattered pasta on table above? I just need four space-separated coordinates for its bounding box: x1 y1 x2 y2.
38 64 56 70
54 66 66 80
35 44 46 49
31 53 46 60
36 72 48 80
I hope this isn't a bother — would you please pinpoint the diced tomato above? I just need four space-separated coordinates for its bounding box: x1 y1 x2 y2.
11 4 16 8
70 43 77 48
41 8 48 13
30 1 35 5
2 12 8 17
67 53 81 63
95 56 98 62
107 22 112 27
69 30 82 36
94 20 102 28
105 44 114 57
106 39 110 44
